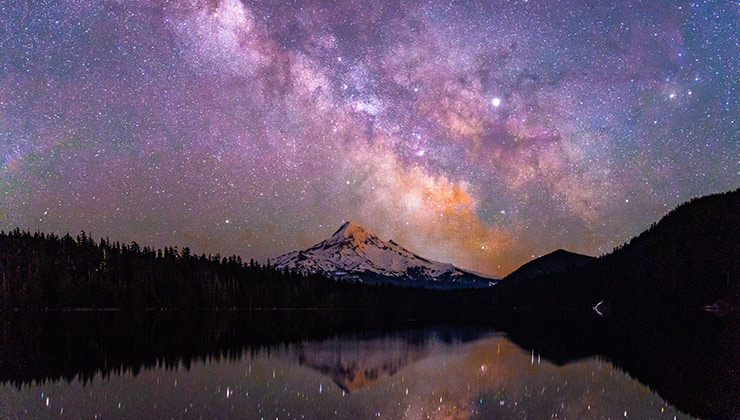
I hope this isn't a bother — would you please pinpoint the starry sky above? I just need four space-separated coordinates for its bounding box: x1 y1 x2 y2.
1 0 739 276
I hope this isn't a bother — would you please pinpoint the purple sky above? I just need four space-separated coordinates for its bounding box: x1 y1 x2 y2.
2 0 739 275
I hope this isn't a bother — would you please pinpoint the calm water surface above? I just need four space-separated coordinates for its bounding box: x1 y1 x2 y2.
0 311 736 419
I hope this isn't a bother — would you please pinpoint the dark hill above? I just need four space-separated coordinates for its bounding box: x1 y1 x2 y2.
494 188 740 311
503 249 594 284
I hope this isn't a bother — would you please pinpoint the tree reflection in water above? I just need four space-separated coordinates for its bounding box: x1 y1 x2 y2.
0 310 736 419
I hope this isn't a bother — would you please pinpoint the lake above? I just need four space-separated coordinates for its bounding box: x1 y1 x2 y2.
0 310 737 419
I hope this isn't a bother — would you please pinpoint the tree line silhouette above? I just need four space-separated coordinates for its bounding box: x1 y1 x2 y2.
0 228 495 311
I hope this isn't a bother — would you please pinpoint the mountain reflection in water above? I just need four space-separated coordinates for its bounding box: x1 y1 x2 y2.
0 310 737 419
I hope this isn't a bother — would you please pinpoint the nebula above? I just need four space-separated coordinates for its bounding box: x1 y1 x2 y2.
1 0 738 275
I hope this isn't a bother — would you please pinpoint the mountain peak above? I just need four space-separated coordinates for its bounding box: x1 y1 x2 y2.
332 220 367 237
328 220 376 249
503 248 594 283
273 220 500 288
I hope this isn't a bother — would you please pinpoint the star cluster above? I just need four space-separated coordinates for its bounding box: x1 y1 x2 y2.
1 0 739 275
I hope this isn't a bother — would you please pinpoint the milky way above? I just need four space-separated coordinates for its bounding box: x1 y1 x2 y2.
1 0 739 275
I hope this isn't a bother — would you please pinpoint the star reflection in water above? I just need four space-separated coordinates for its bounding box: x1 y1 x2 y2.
0 312 699 420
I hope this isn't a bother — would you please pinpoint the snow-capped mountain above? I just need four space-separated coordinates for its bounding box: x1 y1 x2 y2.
273 221 499 289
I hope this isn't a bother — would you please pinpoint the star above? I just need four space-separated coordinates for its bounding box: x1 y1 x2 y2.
0 0 737 277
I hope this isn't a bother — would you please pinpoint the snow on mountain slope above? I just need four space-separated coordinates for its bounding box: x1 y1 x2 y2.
273 221 499 289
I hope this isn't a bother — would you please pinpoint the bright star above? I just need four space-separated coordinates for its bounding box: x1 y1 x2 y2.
492 97 501 107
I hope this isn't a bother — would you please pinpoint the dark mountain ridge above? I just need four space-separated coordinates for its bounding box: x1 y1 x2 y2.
503 249 594 284
494 188 740 311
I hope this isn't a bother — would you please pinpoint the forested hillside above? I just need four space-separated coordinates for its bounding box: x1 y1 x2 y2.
0 229 485 311
494 188 740 311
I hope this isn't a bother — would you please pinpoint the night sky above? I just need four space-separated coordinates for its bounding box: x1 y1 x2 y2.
1 0 738 275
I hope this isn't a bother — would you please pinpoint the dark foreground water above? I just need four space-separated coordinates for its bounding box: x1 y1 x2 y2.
0 310 738 419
